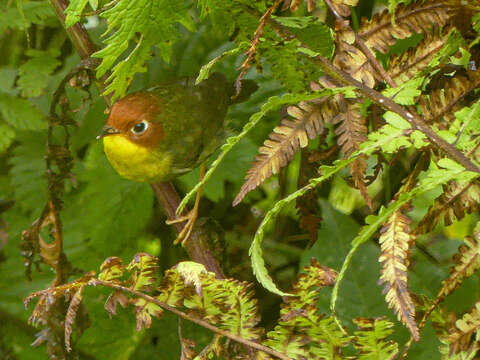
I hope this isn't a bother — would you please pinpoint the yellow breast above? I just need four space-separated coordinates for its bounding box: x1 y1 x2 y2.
103 135 172 182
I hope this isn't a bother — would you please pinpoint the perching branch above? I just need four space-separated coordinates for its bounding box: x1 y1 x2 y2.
93 279 291 360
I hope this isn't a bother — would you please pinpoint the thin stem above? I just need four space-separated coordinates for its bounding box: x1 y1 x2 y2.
94 279 291 360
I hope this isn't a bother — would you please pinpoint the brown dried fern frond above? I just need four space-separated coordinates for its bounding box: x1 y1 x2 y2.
359 0 451 54
414 181 480 235
419 72 480 126
447 301 480 356
233 101 327 205
328 0 359 17
334 28 378 88
333 100 372 207
440 230 480 302
334 101 367 157
388 29 447 85
378 211 419 341
413 294 456 338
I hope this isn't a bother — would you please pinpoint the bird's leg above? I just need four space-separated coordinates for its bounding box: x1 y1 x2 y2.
167 163 206 246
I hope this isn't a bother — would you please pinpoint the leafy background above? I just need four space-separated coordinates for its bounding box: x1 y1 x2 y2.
1 0 480 359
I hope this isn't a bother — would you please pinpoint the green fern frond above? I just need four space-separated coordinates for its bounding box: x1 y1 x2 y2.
265 260 349 359
93 0 195 100
353 317 398 360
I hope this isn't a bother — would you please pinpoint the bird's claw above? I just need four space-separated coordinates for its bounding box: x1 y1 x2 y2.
167 210 198 246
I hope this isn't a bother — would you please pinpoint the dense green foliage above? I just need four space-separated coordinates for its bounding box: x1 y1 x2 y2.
2 0 480 359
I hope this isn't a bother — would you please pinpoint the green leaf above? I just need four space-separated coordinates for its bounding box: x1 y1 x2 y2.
94 0 195 100
301 202 391 326
382 77 423 106
0 1 55 34
428 29 466 69
8 132 47 213
0 92 46 130
0 122 16 153
65 0 90 27
454 99 480 151
353 318 399 359
196 44 246 84
291 23 334 59
250 159 353 296
383 111 411 129
17 50 61 97
77 288 143 360
271 16 317 29
361 124 410 154
0 68 18 95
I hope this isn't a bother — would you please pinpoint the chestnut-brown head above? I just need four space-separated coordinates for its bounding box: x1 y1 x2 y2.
101 92 164 149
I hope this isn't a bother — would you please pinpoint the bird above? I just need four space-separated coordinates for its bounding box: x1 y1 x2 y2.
97 73 257 245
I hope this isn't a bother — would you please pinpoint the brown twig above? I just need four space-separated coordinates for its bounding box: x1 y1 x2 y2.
235 0 283 96
93 279 291 360
47 0 225 278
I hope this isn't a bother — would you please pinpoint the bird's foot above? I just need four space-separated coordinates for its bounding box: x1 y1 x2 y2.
167 209 198 246
167 163 205 246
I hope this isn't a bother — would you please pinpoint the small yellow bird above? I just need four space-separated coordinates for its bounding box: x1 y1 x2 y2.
98 73 257 244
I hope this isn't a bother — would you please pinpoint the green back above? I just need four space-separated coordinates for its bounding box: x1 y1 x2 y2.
150 73 230 177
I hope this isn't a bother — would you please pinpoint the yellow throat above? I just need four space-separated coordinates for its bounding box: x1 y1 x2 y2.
103 135 172 182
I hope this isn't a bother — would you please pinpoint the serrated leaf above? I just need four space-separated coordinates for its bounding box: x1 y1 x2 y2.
179 90 340 213
0 92 46 130
132 298 164 330
196 45 245 84
353 317 399 359
94 0 195 100
332 161 479 316
99 257 125 281
271 15 317 29
383 77 423 106
0 122 16 153
383 112 411 130
17 51 61 97
65 0 90 27
0 1 55 34
9 132 47 212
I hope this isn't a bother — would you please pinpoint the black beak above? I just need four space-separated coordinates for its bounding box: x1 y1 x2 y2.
96 125 121 140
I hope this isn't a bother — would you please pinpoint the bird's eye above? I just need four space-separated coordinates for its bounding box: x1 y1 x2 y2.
131 120 149 135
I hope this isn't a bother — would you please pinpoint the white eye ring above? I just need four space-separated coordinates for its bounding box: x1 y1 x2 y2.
131 120 149 135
